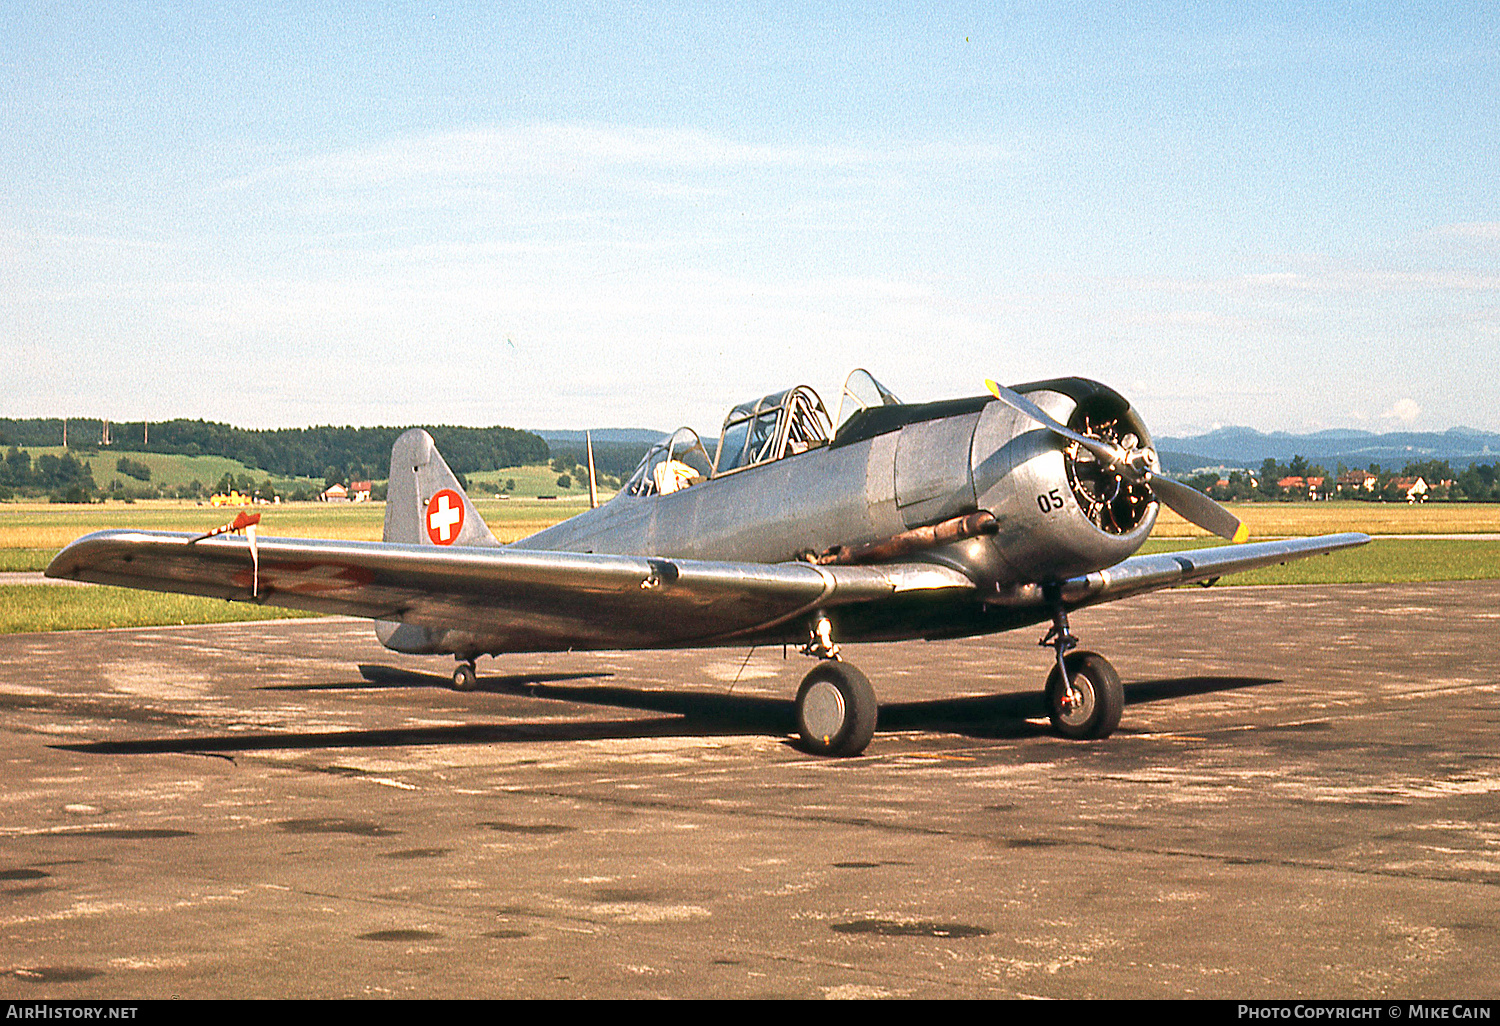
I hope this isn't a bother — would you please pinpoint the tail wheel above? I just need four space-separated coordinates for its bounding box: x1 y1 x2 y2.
795 661 878 757
452 661 478 692
1045 651 1123 740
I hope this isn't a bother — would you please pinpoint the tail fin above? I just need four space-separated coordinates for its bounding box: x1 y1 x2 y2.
383 429 500 548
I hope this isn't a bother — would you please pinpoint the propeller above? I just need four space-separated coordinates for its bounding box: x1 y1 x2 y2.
984 379 1248 543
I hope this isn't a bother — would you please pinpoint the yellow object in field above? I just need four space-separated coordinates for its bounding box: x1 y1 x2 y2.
210 490 252 507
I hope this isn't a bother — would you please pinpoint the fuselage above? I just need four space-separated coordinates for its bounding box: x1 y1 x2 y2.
516 378 1159 595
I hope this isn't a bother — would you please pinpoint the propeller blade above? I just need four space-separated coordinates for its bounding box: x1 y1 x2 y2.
1148 473 1249 543
984 378 1248 543
983 379 1125 467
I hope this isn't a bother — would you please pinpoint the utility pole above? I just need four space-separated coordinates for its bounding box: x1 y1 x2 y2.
586 430 599 509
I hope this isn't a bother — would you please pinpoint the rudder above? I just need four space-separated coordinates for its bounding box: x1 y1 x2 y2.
382 428 500 548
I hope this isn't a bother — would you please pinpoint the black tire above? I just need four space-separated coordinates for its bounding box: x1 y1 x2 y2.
452 661 478 692
795 661 878 757
1045 651 1123 740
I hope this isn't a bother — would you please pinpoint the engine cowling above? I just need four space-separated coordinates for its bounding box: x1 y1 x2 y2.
965 378 1158 587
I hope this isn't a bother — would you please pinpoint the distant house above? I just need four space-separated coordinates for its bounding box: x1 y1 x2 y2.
350 480 373 502
322 483 349 502
1276 475 1326 500
1390 477 1428 503
1337 470 1377 494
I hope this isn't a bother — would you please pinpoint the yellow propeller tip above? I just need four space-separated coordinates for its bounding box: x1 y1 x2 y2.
1232 524 1249 544
984 379 1001 396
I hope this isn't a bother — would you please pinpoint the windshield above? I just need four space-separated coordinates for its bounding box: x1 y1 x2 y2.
833 368 902 432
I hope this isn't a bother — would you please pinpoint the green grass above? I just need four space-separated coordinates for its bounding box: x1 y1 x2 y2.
1141 537 1500 584
0 496 593 633
467 464 620 501
0 584 322 634
16 445 325 496
0 549 54 572
0 501 390 550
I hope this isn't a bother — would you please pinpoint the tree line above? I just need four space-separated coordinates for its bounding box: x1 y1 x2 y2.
0 418 549 489
0 448 98 502
1183 456 1500 502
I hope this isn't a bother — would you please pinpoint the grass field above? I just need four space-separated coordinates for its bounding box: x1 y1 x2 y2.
467 463 617 500
0 496 595 566
1141 537 1500 585
0 584 323 634
15 445 325 496
1152 500 1500 537
3 496 1498 634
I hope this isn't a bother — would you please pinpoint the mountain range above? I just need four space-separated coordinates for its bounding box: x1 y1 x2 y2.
1154 427 1500 474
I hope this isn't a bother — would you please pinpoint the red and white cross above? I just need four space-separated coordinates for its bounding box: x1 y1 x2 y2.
425 489 465 545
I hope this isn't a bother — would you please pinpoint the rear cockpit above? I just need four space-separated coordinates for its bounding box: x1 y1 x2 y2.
623 427 715 497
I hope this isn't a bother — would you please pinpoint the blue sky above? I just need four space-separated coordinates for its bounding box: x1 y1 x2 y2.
3 3 1497 435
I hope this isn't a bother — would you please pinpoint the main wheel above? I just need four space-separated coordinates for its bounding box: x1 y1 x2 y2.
1045 651 1123 740
452 661 478 692
795 661 878 757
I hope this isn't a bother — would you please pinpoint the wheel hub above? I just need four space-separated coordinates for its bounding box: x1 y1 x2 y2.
801 680 848 741
1057 675 1095 728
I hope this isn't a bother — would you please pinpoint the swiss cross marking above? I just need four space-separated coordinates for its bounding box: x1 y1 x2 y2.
426 489 465 545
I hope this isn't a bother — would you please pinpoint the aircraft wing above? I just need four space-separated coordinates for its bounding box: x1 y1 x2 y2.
1056 533 1372 609
45 530 976 652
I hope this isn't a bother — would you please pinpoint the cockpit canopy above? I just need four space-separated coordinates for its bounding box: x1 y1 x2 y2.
714 385 833 475
622 370 902 496
623 427 715 497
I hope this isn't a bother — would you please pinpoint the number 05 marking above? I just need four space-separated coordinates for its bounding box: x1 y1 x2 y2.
1037 488 1065 513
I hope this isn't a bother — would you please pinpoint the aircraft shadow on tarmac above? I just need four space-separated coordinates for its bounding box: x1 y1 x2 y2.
51 669 1280 756
257 668 616 693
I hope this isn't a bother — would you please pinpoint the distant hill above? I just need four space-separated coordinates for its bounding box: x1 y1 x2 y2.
533 428 671 445
0 417 549 480
532 429 675 481
1156 426 1500 474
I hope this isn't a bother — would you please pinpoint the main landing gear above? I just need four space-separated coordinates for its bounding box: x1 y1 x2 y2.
794 613 878 758
796 660 878 758
1039 584 1123 740
790 598 1125 757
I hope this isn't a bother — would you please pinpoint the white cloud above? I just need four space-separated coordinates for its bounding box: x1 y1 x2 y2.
1382 398 1422 424
222 124 1016 194
1428 222 1500 241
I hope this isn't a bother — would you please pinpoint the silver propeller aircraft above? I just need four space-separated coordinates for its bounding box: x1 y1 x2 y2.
48 371 1367 756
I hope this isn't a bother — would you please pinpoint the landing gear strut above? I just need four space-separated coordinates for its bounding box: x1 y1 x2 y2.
1039 584 1123 740
794 612 877 757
